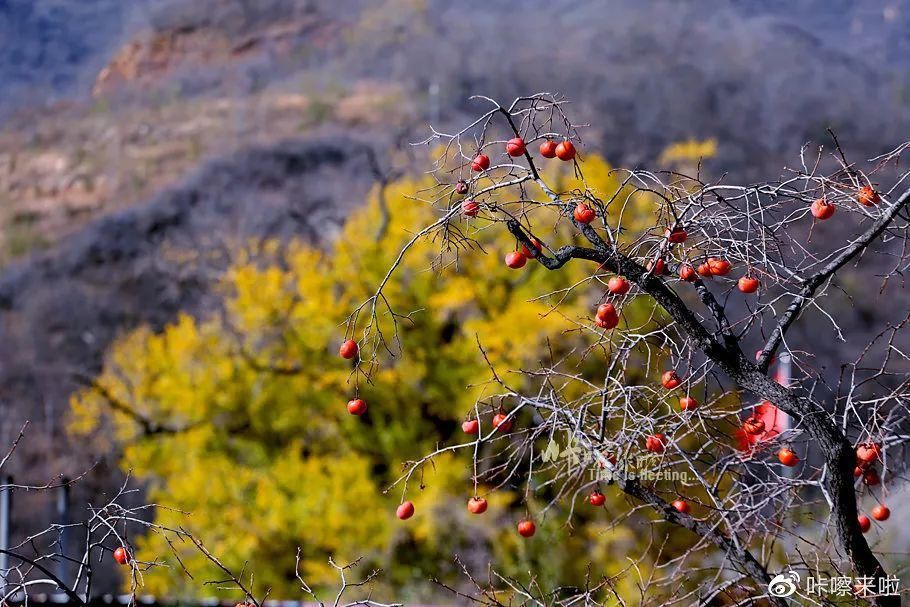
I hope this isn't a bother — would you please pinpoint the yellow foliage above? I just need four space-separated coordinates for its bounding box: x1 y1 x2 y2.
70 155 668 599
658 137 718 167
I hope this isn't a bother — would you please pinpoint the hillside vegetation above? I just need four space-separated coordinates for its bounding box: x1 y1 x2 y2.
2 0 910 596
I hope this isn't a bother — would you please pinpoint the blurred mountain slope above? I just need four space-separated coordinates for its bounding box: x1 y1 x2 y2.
2 0 910 261
0 0 135 112
0 135 379 504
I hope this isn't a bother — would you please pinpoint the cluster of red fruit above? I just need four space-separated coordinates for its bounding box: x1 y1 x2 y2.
587 265 756 339
583 366 810 523
339 335 539 535
809 186 881 221
674 257 759 294
646 227 761 294
505 238 542 269
343 167 891 542
664 369 803 468
612 223 758 295
461 410 514 435
497 179 883 289
735 399 802 466
660 369 699 412
396 493 536 538
470 137 577 173
683 258 724 279
735 405 801 466
507 207 763 298
854 442 881 483
853 442 889 532
464 136 577 268
339 340 368 415
586 487 690 515
853 443 882 487
539 139 577 161
469 137 576 176
585 273 637 330
396 410 528 530
642 434 690 513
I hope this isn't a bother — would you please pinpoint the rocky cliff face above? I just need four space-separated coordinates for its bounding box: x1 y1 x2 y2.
91 4 339 98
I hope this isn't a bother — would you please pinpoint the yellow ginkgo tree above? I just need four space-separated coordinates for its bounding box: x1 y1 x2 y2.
71 155 660 599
